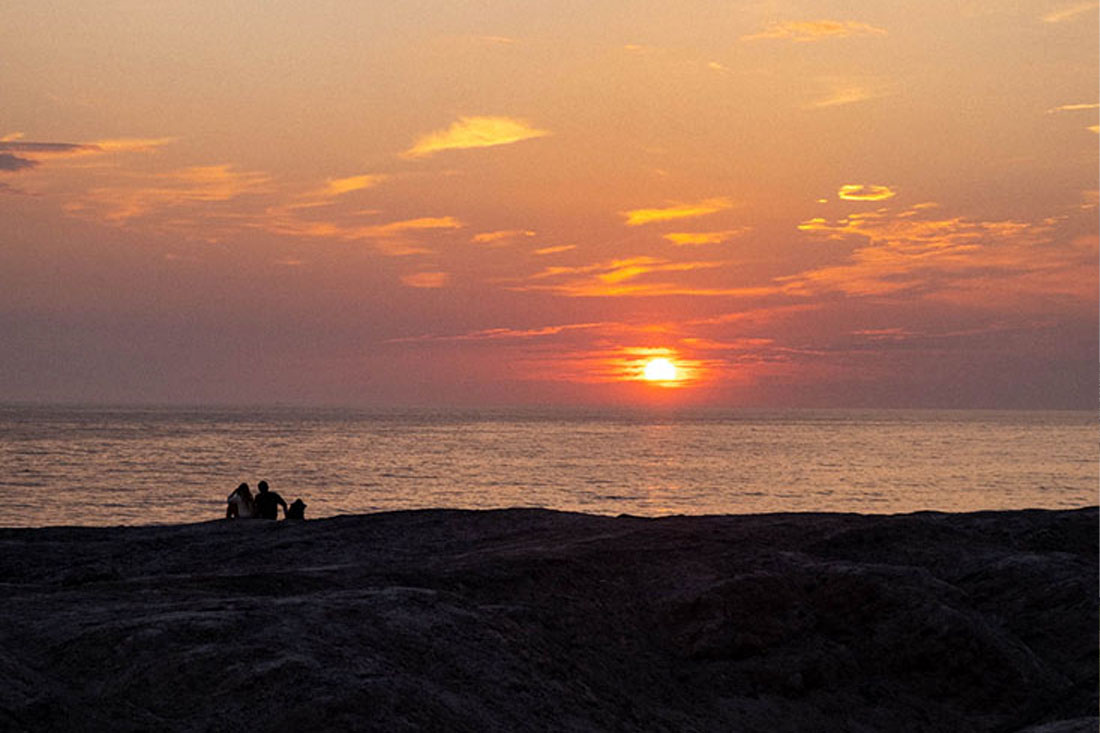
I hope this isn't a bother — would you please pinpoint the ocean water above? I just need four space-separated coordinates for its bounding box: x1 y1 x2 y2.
0 405 1095 527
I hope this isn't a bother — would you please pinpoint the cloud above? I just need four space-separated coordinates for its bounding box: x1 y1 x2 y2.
838 184 897 201
369 217 462 237
471 229 536 244
1042 2 1098 22
401 272 450 288
797 217 833 232
507 256 736 297
390 321 619 344
88 137 177 153
1045 102 1099 113
402 116 549 158
0 136 174 173
256 213 463 255
0 140 92 171
0 137 172 158
320 174 386 196
0 153 37 172
0 140 95 156
663 229 749 245
622 197 733 226
783 208 1091 301
65 165 273 221
742 20 887 42
533 244 576 256
806 83 878 109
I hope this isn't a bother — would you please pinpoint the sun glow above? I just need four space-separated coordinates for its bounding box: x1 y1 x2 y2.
643 357 678 382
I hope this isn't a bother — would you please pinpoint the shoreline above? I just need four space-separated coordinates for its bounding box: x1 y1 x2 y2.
3 502 1097 533
2 506 1096 731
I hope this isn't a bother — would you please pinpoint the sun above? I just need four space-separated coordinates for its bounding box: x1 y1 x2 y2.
642 357 678 382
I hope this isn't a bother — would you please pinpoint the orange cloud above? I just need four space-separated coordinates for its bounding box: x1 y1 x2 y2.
663 229 748 245
472 229 536 244
401 271 450 288
1045 102 1099 113
0 137 175 172
89 137 178 153
389 321 622 343
838 184 896 201
533 244 576 256
1042 2 1098 22
65 164 272 221
508 256 743 297
742 20 887 42
806 82 880 109
402 116 549 158
783 209 1091 301
622 197 733 226
257 213 463 255
319 174 386 196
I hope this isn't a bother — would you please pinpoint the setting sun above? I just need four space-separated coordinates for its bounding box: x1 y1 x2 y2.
643 358 678 382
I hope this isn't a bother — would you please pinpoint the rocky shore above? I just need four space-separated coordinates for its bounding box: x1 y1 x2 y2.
0 507 1096 732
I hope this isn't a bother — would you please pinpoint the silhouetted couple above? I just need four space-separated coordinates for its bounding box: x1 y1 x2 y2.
226 480 288 520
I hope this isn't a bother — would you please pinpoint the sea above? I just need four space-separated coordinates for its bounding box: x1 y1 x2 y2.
0 405 1095 528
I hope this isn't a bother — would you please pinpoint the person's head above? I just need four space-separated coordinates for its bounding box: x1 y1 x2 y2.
257 480 269 494
236 482 250 496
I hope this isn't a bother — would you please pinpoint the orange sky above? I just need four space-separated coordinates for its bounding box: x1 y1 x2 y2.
1 1 1096 407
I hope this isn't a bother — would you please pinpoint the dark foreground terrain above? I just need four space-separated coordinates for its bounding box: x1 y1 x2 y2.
0 507 1096 732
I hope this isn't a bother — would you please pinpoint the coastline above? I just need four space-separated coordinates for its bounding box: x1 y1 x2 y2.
1 507 1096 731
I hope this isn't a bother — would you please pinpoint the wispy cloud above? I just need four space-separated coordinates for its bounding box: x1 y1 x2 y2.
390 321 620 344
318 174 386 197
742 20 887 43
1042 2 1098 22
1046 102 1099 113
533 244 576 256
89 137 178 153
0 153 37 172
402 116 549 158
0 140 94 172
622 197 733 226
471 229 536 244
507 256 735 297
838 184 897 201
663 228 749 245
806 82 879 109
0 136 175 173
257 214 463 255
785 208 1092 300
401 271 450 288
66 164 272 222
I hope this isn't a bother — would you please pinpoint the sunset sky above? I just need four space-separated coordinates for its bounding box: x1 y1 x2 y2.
2 1 1097 408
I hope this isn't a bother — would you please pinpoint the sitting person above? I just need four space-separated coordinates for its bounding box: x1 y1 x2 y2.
226 482 255 519
286 498 307 521
254 480 288 520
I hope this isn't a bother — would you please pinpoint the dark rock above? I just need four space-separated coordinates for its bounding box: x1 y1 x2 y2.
0 507 1094 732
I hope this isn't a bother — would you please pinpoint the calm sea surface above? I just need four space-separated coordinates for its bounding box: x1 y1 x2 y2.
0 405 1095 527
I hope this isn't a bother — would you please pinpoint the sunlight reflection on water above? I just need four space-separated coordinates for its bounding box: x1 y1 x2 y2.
0 406 1095 527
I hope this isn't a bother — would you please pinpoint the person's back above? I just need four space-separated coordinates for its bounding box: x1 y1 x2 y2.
226 483 255 519
254 480 287 520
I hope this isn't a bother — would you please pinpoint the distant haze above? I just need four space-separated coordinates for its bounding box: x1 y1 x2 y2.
1 1 1096 408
